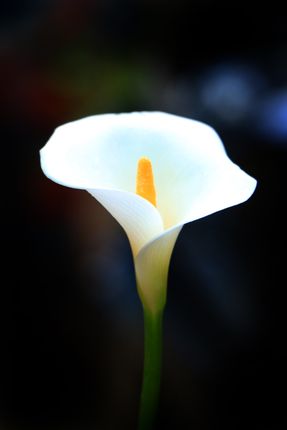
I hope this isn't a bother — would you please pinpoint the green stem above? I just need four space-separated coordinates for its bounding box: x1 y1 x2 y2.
138 307 164 430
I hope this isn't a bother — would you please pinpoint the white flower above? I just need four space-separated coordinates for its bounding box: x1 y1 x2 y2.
40 112 256 313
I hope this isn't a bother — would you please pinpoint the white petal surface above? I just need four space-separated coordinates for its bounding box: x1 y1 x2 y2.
40 111 256 253
171 161 257 228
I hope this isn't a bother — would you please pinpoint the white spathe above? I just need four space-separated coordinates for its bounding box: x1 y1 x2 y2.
40 111 256 313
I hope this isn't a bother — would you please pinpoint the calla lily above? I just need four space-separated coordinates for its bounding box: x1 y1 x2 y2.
40 111 256 314
40 111 256 429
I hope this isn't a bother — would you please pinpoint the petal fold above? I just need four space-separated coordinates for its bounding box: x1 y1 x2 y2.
134 225 183 314
88 189 164 256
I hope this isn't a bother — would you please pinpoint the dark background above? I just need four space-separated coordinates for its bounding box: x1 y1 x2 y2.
1 1 286 429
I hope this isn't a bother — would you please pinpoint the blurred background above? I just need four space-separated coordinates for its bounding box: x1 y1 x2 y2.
1 1 286 429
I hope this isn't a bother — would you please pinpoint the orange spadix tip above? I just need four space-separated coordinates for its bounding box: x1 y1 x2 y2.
136 157 157 207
